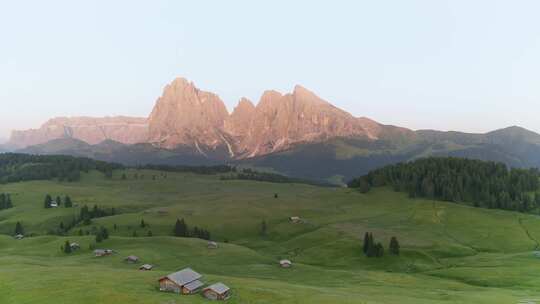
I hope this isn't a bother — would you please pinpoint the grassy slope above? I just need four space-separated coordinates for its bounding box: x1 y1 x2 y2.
0 170 539 303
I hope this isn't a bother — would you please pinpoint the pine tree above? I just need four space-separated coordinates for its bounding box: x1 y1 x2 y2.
389 236 400 255
121 173 127 180
44 194 52 208
64 196 73 208
362 232 369 254
140 219 146 228
14 221 24 235
174 218 187 237
95 233 103 243
64 240 72 254
375 243 384 257
56 196 62 207
132 230 138 237
147 230 153 237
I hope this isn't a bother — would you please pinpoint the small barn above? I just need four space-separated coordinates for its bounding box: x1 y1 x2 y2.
139 264 153 271
50 202 58 208
125 255 139 263
70 243 80 251
14 234 24 240
279 259 292 268
159 268 203 294
207 241 218 249
94 249 113 257
203 282 231 301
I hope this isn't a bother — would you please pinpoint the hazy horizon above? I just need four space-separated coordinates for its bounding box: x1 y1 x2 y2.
2 0 540 139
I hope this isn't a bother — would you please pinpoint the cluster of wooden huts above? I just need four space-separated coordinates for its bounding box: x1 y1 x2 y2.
159 268 231 301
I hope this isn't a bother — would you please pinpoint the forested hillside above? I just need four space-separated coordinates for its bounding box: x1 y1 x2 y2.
349 157 540 212
0 153 122 183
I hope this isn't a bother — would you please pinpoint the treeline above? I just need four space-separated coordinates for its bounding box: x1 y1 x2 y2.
174 218 211 240
0 153 122 183
138 164 235 175
349 157 540 212
221 168 334 187
0 193 13 210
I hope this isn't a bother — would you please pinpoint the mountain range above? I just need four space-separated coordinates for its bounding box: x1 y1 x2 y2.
6 77 540 184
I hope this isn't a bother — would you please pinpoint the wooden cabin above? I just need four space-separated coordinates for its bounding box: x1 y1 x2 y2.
139 264 153 271
125 255 139 263
158 268 203 294
94 249 113 257
203 282 231 301
279 259 292 268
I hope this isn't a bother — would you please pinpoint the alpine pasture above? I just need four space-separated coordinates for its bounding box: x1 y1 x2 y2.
0 169 539 303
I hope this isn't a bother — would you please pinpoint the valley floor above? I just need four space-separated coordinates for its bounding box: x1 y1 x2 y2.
0 170 539 303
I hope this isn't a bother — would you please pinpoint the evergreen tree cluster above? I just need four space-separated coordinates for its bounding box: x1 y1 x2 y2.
349 157 540 212
95 226 109 243
220 169 333 187
362 232 384 258
173 218 211 240
43 194 73 208
0 193 13 210
0 153 122 184
79 205 114 225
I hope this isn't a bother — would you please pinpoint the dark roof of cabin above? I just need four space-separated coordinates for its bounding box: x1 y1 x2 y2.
183 280 203 291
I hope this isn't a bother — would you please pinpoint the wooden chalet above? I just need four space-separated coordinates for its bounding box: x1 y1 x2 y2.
125 255 139 263
203 282 231 301
94 249 113 257
159 268 203 294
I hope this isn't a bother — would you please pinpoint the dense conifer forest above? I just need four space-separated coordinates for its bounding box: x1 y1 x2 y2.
0 153 122 183
349 157 540 212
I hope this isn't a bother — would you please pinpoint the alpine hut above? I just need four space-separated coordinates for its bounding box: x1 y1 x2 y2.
279 259 292 268
158 268 203 294
203 282 231 300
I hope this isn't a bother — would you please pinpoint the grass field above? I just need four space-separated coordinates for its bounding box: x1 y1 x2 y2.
0 169 539 303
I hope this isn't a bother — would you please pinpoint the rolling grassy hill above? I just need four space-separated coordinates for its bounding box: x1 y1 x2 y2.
0 169 540 303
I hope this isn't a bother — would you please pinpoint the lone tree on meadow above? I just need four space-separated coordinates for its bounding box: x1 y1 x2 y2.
55 196 62 207
140 219 146 228
14 221 24 235
64 240 72 254
389 237 400 256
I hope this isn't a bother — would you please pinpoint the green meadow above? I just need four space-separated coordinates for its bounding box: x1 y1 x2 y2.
0 170 539 303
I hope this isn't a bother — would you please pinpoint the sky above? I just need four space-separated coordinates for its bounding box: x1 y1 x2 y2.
1 0 540 140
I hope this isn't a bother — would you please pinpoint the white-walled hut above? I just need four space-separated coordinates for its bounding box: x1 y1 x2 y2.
158 268 203 295
279 259 292 268
203 282 231 301
139 264 154 271
207 241 218 249
70 242 80 251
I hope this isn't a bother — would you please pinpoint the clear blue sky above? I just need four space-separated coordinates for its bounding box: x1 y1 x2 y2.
1 0 540 140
